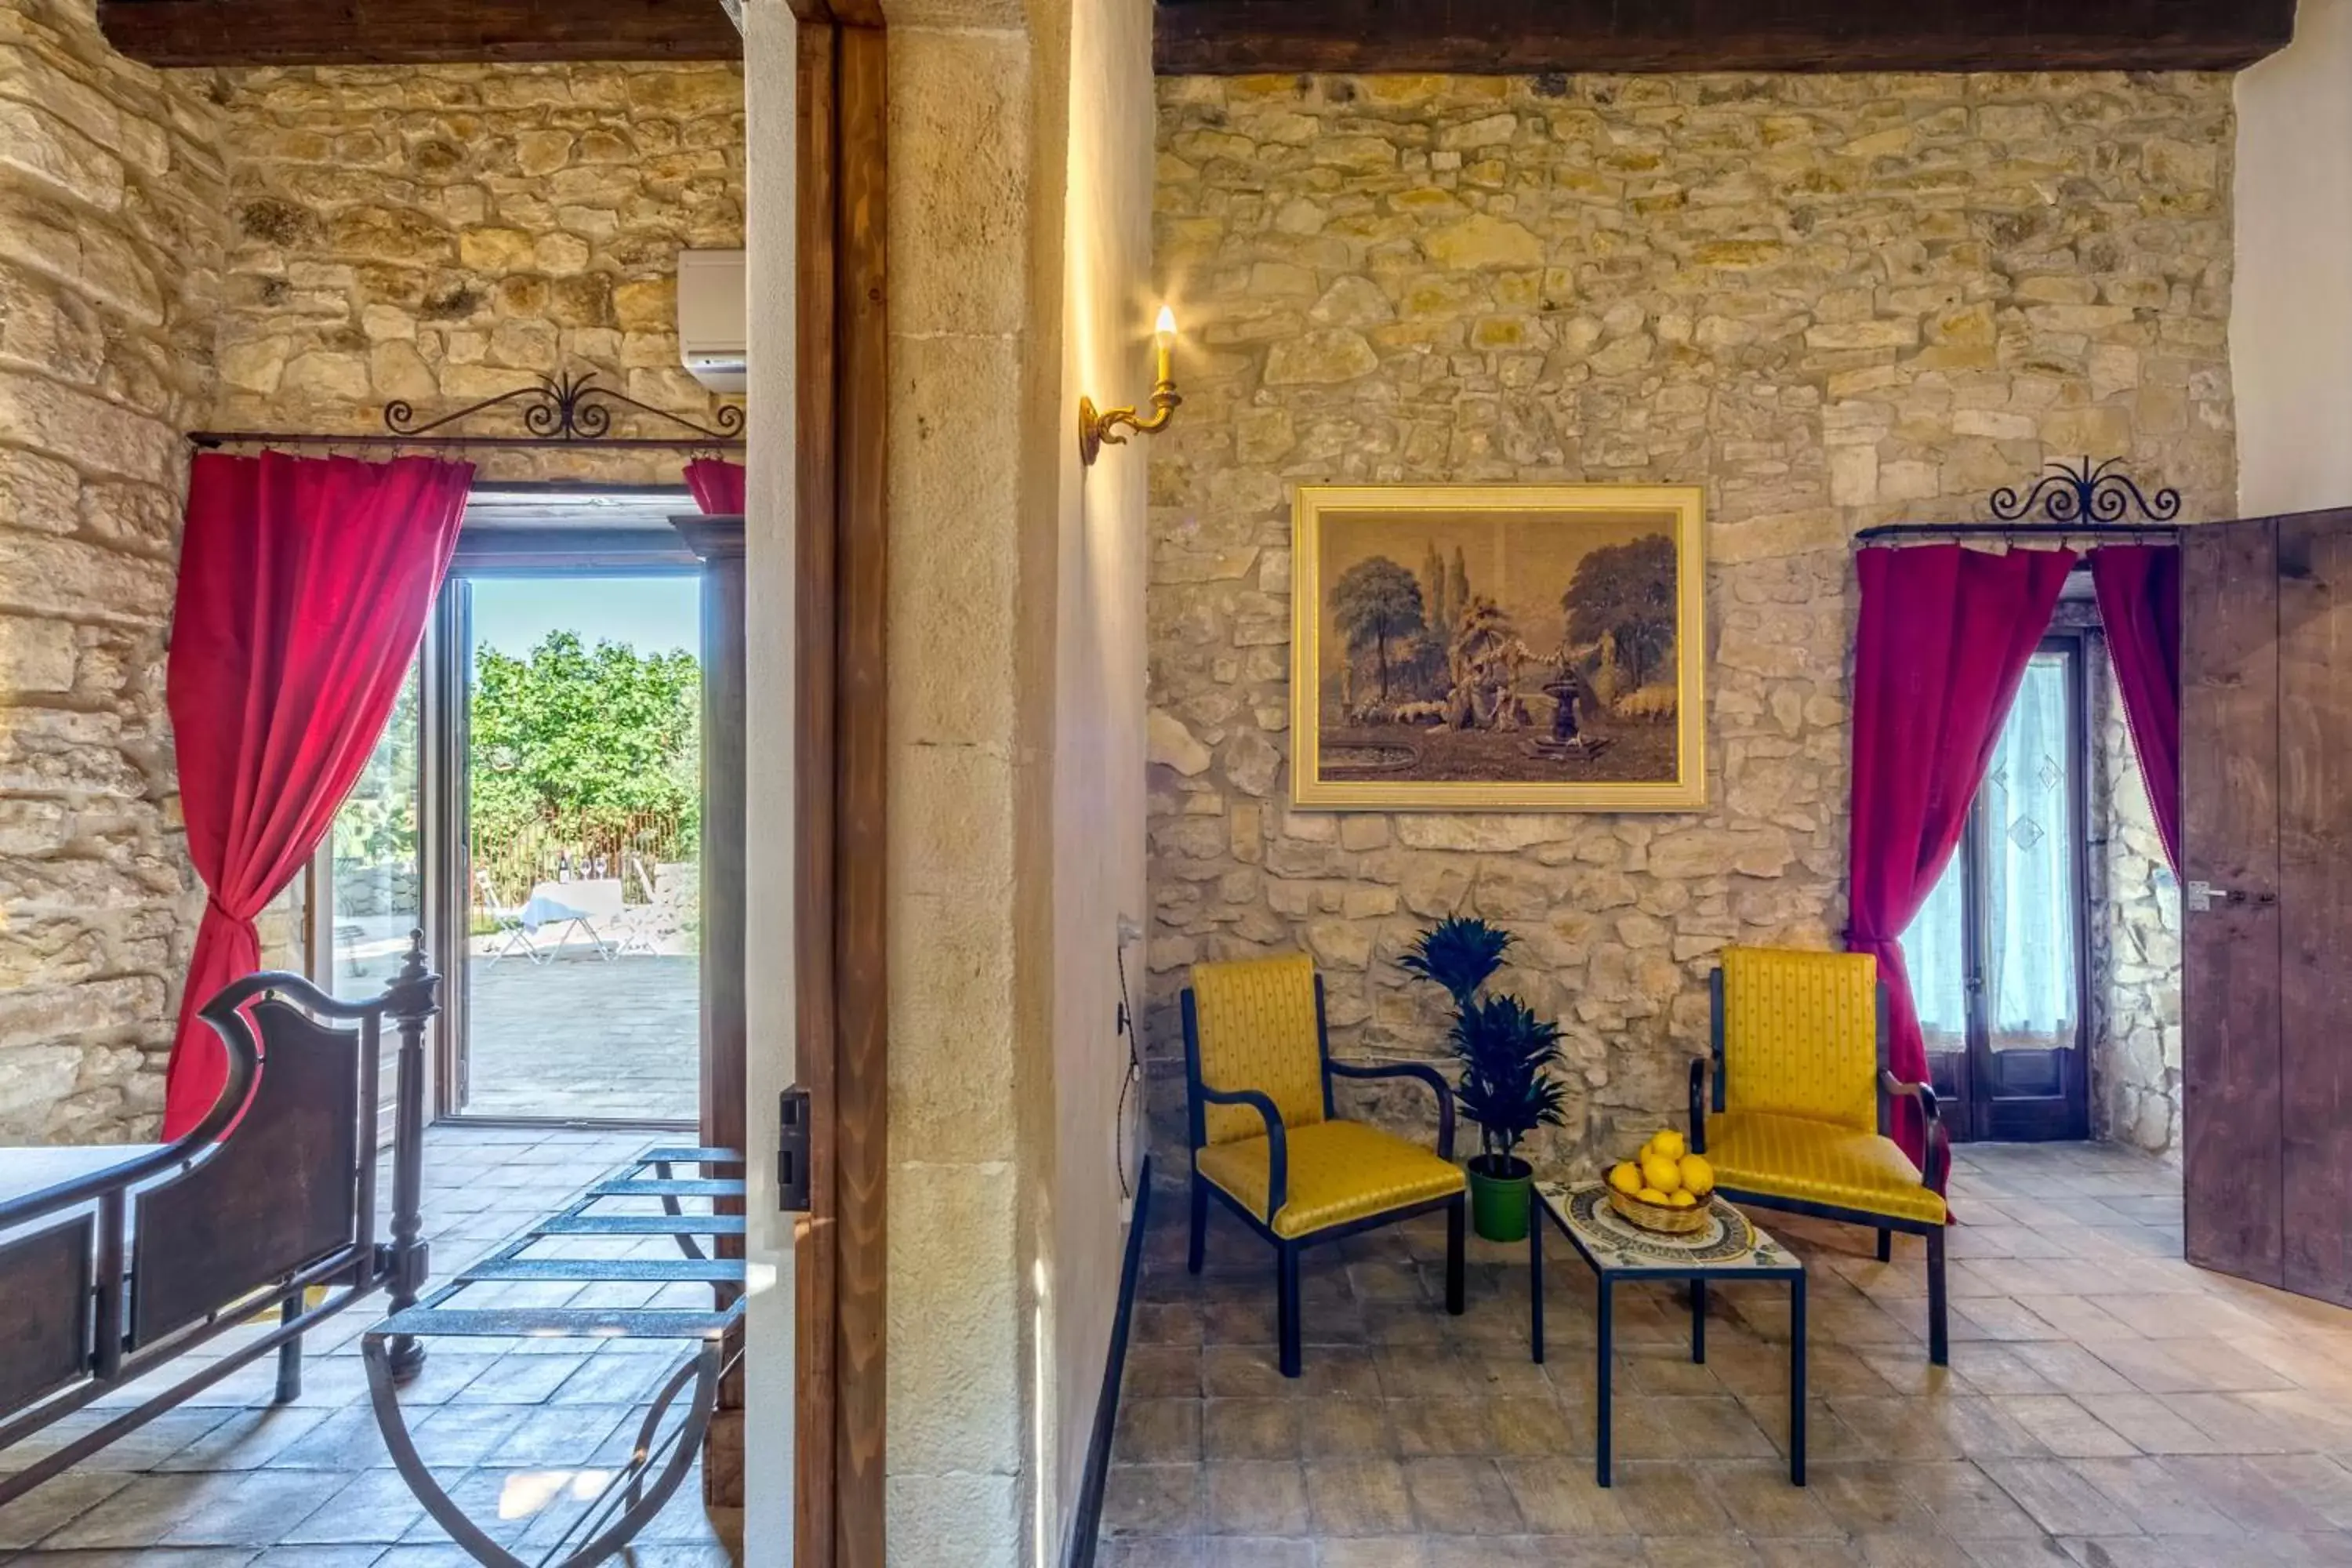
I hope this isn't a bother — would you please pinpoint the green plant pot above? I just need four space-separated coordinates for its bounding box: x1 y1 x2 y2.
1467 1155 1534 1243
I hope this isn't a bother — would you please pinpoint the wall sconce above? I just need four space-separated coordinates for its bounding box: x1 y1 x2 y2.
1078 306 1182 466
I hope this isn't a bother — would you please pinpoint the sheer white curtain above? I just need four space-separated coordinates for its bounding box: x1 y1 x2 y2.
1982 658 2078 1051
1897 654 2078 1056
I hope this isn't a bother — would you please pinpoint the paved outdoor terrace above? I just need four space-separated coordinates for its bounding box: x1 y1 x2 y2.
1099 1142 2352 1566
0 1125 738 1566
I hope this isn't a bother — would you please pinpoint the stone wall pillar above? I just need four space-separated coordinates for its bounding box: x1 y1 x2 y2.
0 0 225 1143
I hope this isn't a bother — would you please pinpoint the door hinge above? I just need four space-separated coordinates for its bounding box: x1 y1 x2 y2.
778 1085 811 1214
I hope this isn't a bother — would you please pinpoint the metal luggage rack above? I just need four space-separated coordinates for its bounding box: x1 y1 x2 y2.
362 1145 746 1568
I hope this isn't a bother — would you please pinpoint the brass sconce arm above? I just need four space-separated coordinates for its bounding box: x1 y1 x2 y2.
1078 380 1182 466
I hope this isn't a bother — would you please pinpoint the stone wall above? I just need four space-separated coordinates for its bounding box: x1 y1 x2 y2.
210 61 743 485
2090 641 2183 1156
1145 71 2236 1175
0 0 223 1143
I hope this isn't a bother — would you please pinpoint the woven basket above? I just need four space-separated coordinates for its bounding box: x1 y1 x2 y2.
1608 1186 1712 1236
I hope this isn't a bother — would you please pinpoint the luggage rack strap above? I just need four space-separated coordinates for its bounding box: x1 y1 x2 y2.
539 1213 746 1236
592 1177 743 1199
459 1258 747 1285
369 1305 739 1341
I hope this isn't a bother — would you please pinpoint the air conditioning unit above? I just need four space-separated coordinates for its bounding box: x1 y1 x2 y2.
677 249 746 393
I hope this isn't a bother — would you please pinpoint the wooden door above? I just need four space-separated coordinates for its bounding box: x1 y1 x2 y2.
2278 511 2352 1307
2181 517 2285 1288
2183 509 2352 1305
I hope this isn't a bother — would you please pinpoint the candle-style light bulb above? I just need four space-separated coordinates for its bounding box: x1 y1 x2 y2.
1153 305 1177 386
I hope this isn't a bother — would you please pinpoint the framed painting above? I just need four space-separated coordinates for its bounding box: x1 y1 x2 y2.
1290 484 1707 811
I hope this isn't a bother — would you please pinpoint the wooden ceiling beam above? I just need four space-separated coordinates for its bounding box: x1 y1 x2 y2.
1153 0 2296 76
97 0 743 67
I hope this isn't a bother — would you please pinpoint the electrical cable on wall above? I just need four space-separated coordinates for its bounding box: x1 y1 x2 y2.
1114 935 1142 1203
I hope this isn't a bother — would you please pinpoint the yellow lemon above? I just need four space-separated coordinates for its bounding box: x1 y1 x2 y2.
1678 1153 1715 1196
1640 1155 1683 1194
1646 1128 1687 1163
1636 1186 1670 1205
1667 1189 1698 1209
1608 1161 1643 1196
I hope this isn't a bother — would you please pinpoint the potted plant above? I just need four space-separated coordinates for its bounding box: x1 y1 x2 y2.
1400 916 1570 1242
1398 914 1515 1009
1449 993 1570 1241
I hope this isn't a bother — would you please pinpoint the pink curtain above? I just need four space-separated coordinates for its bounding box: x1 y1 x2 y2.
162 452 473 1138
1846 544 2078 1178
2089 546 2182 873
684 459 746 514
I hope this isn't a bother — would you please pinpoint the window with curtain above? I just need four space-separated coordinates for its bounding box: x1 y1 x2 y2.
1900 652 2081 1058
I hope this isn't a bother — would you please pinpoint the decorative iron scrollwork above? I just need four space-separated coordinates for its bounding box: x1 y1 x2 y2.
1988 457 2179 525
383 368 743 443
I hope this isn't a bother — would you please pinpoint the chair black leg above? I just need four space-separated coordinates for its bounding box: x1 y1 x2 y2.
1277 1243 1302 1378
1187 1178 1208 1276
1877 1228 1893 1263
1444 1196 1466 1316
274 1291 303 1403
1926 1223 1949 1367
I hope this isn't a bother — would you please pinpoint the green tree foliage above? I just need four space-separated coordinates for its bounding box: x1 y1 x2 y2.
470 630 701 865
1563 532 1677 691
334 673 420 869
1330 554 1425 700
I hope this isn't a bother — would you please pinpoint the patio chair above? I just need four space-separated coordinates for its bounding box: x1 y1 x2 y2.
1688 946 1952 1363
1181 952 1466 1377
476 869 545 965
611 855 663 956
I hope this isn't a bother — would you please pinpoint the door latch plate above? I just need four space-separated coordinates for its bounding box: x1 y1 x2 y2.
779 1085 811 1213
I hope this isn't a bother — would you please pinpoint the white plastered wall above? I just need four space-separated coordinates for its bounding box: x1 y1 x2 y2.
2234 0 2352 516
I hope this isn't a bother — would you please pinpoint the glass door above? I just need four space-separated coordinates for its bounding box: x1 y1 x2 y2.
1900 637 2092 1142
446 568 703 1125
313 653 426 1131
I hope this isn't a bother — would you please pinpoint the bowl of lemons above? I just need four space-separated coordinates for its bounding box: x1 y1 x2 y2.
1605 1129 1716 1236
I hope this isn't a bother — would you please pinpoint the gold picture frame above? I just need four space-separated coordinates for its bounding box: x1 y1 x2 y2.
1290 484 1707 811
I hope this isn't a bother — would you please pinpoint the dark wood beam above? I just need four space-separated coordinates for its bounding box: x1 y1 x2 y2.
1154 0 2296 75
98 0 742 67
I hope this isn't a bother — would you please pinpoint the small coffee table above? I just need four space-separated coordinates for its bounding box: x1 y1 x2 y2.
1530 1181 1807 1486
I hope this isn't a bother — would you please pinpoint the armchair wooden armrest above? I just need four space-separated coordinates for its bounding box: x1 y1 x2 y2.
1879 1069 1951 1196
1197 1083 1289 1221
1688 1057 1709 1154
1328 1058 1455 1161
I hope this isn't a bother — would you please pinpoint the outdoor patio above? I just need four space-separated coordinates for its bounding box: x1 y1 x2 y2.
0 1125 739 1566
464 950 701 1123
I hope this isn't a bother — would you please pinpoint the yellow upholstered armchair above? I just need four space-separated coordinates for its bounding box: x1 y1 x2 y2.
1689 947 1953 1363
1181 953 1467 1376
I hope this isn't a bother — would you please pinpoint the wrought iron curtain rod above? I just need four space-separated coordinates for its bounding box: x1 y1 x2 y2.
1852 521 2180 546
188 433 743 451
1853 457 2184 546
186 368 745 452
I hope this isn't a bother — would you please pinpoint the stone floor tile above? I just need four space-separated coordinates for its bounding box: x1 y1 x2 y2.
1302 1460 1414 1536
1399 1457 1517 1535
1491 1456 1630 1535
1204 1399 1304 1462
1203 1461 1309 1535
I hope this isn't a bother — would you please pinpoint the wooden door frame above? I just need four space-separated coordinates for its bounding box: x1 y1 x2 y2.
789 4 888 1563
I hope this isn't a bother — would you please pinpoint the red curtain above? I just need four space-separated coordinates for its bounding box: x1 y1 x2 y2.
2089 546 2183 873
684 459 746 514
161 452 473 1138
1846 544 2078 1177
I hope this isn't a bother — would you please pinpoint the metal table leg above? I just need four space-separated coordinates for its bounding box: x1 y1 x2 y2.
1789 1269 1807 1486
1528 1204 1544 1364
1690 1276 1707 1364
1595 1273 1614 1488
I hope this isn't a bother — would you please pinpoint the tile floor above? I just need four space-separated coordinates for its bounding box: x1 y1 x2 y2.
0 1124 742 1566
1098 1142 2352 1566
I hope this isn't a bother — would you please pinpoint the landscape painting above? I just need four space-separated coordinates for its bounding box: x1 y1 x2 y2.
1290 485 1707 811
